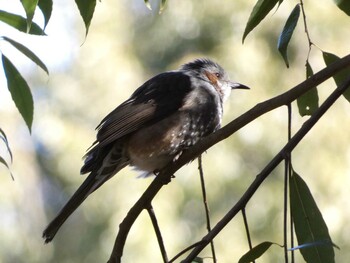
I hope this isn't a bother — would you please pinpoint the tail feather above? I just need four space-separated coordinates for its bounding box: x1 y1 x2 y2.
43 173 99 243
43 143 128 243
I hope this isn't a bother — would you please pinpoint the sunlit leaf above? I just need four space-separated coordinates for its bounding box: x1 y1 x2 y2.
238 241 281 263
290 240 340 251
38 0 53 29
0 155 14 180
242 0 280 43
144 0 152 10
297 61 319 116
323 51 350 102
192 257 203 263
0 128 13 163
2 36 49 74
277 4 300 67
20 0 39 31
159 0 167 13
180 257 203 263
75 0 97 36
0 10 45 35
333 0 350 16
2 55 34 132
290 171 335 263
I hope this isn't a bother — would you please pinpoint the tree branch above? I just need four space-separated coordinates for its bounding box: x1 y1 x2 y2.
181 75 350 263
107 54 350 263
146 204 168 263
197 155 216 263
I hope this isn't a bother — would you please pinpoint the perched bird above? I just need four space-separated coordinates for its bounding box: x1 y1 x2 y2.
43 58 249 242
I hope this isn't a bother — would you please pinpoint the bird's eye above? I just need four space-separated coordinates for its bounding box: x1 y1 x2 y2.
215 73 221 78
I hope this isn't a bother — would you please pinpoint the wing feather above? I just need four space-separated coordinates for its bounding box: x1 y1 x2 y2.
89 71 193 150
96 101 156 147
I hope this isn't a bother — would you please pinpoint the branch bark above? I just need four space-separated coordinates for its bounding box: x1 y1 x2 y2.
107 54 350 263
182 74 350 263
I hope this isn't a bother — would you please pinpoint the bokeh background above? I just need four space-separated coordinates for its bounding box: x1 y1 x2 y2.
0 0 350 262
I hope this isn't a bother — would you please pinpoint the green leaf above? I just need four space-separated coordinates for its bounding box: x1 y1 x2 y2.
20 0 39 31
159 0 167 13
323 51 350 102
277 4 300 68
38 0 53 29
2 36 49 74
0 10 45 35
0 128 13 163
75 0 96 36
297 62 319 116
290 240 339 251
290 171 335 263
0 128 14 179
242 0 280 43
2 55 34 132
192 257 203 263
180 257 203 263
238 241 281 263
0 155 14 180
333 0 350 16
144 0 152 10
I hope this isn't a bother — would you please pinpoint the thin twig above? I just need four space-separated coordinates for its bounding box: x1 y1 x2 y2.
300 0 313 60
168 241 206 263
107 54 350 263
181 76 350 263
241 208 254 263
198 155 216 263
290 174 295 263
283 104 292 263
146 204 168 263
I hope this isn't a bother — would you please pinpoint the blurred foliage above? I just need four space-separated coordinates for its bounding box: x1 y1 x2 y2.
0 0 350 263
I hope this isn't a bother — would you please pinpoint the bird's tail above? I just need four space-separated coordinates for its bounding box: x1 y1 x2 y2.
43 144 129 243
43 173 99 243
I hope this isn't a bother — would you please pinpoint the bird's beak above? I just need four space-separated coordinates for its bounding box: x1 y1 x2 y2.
230 82 250 90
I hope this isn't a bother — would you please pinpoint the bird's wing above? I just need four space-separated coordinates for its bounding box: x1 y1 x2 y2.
94 71 192 148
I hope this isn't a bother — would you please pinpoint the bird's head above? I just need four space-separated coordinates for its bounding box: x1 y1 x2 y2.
181 58 249 101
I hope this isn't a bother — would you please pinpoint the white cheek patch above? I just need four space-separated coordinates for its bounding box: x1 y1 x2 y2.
218 81 232 101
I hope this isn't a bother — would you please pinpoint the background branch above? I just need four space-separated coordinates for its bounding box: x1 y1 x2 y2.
108 54 350 263
182 75 350 262
197 155 216 263
146 204 168 263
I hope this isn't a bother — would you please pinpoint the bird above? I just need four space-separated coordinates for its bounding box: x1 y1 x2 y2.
42 58 249 243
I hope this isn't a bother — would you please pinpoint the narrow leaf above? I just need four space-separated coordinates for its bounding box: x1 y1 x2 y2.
2 36 49 74
323 51 350 102
159 0 167 13
290 171 335 263
192 257 203 263
277 4 300 67
242 0 280 43
180 257 203 263
2 55 34 132
38 0 53 29
333 0 350 16
20 0 39 31
290 240 339 251
0 128 13 163
0 155 14 180
297 61 319 116
75 0 96 36
238 241 281 263
144 0 152 10
0 10 45 35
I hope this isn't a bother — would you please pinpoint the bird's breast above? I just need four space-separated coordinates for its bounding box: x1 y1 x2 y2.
126 107 220 173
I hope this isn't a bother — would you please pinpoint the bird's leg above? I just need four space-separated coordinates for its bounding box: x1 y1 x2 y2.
153 169 175 185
